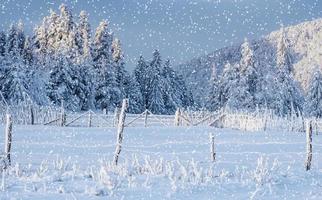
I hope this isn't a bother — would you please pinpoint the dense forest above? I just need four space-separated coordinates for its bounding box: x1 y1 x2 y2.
0 4 193 114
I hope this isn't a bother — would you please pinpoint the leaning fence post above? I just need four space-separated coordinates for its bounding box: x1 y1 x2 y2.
210 133 216 162
305 120 313 171
88 110 92 127
144 109 148 127
174 108 181 126
4 114 13 166
113 99 129 165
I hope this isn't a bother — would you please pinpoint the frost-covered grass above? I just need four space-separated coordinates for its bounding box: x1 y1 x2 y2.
0 125 322 199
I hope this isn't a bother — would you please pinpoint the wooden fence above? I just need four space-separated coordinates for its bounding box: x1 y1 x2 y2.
0 104 320 133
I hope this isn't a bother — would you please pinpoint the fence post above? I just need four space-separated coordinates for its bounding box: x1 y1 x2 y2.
174 108 181 126
4 114 13 167
60 101 66 127
88 110 92 127
29 105 34 125
305 120 313 171
210 133 216 162
113 99 129 165
144 109 148 127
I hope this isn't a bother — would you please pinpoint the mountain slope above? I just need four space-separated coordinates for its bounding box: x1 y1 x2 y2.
176 18 322 106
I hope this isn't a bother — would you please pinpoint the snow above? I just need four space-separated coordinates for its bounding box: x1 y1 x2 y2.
0 125 322 199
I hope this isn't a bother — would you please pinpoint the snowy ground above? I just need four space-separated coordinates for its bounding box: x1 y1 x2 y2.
0 125 322 199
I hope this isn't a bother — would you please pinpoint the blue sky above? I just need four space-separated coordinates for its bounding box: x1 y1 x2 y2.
0 0 321 68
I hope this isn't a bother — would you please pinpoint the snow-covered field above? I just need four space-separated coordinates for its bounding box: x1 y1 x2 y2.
0 125 322 199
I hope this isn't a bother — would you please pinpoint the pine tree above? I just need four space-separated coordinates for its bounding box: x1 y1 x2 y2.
275 31 303 115
277 27 292 73
93 20 120 110
77 10 92 60
112 38 127 99
218 62 240 109
1 22 34 105
305 69 322 117
237 39 258 110
124 74 144 113
134 55 148 109
7 24 19 58
147 50 165 114
46 55 80 111
206 64 221 111
161 59 193 113
161 59 176 114
55 4 77 58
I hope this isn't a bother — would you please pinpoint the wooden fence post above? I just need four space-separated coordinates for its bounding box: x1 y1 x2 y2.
305 120 313 171
29 105 34 125
4 114 13 166
210 133 216 162
113 99 129 165
174 108 181 126
144 109 148 127
88 111 92 127
60 108 66 127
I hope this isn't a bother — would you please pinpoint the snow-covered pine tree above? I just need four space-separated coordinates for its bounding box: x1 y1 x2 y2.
277 27 293 73
161 59 193 113
161 59 176 114
275 30 303 116
22 36 34 65
2 23 32 105
112 38 127 98
6 24 19 58
55 4 77 57
218 62 240 110
305 69 322 117
77 10 92 59
44 9 58 56
93 20 121 110
123 73 144 113
237 38 258 110
146 50 165 114
134 55 148 109
33 23 48 65
46 54 81 111
206 64 221 111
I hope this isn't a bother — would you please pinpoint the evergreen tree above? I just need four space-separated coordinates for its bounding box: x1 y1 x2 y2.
147 50 165 114
206 64 221 111
134 55 148 109
277 27 292 73
77 10 92 60
275 30 303 115
93 20 120 110
1 22 33 105
112 38 127 98
161 59 193 113
124 74 144 113
218 62 240 109
237 39 258 110
46 55 80 111
305 69 322 117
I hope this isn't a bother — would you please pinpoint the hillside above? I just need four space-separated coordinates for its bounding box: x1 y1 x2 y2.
176 18 322 106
